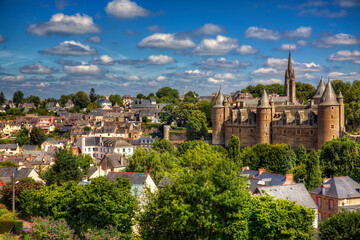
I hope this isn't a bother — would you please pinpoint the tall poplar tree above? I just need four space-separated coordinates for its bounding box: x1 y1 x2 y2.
305 150 322 190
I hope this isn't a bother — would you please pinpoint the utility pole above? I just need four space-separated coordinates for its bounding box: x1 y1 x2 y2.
12 173 15 213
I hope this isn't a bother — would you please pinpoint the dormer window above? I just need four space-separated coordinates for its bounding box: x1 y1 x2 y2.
282 114 287 126
295 113 300 125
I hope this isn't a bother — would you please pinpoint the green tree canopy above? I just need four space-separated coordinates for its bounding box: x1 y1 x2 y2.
89 88 96 102
295 82 316 101
186 110 208 140
86 102 100 112
319 136 360 182
279 145 296 175
0 91 6 105
73 91 90 109
153 139 177 154
30 127 47 146
16 128 30 146
319 210 360 240
109 94 123 106
305 150 322 190
25 95 40 107
13 90 25 105
194 100 213 127
0 161 18 167
158 103 174 124
42 148 83 185
228 135 242 169
296 144 307 165
173 102 195 127
183 91 198 104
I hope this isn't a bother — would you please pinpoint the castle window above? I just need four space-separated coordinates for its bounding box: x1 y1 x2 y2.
297 130 301 135
283 116 287 126
250 129 253 133
331 115 334 119
283 129 287 134
310 130 314 135
309 114 314 126
331 125 334 129
296 114 300 125
265 116 268 119
331 107 334 110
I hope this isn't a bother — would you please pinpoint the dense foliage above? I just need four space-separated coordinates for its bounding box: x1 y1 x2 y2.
73 91 91 109
319 210 360 240
185 110 208 140
28 217 77 240
30 127 47 146
19 177 136 236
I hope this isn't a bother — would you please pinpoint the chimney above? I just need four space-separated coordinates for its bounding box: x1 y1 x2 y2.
323 177 327 183
29 154 32 162
2 155 4 162
285 174 293 182
258 168 266 175
241 166 249 171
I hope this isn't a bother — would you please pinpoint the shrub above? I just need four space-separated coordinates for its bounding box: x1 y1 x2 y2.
28 217 77 240
13 220 23 235
0 232 18 240
83 225 124 240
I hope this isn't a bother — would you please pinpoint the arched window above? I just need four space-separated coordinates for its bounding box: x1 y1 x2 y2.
296 113 301 125
249 112 255 125
309 113 314 126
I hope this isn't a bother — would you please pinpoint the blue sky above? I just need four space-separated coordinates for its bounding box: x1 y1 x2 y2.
0 0 359 98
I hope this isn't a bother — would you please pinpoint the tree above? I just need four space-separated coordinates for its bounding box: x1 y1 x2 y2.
1 177 44 211
86 102 100 112
280 145 296 175
248 196 315 240
42 148 83 185
289 162 307 183
295 82 316 101
158 103 174 124
136 93 147 99
183 91 198 104
6 107 23 116
156 87 179 103
296 144 307 165
126 148 174 184
319 136 360 182
30 127 47 146
73 91 90 109
319 210 360 240
19 177 136 236
0 161 18 167
142 116 150 123
186 110 208 140
89 88 96 102
194 100 213 127
109 94 123 106
0 91 7 105
26 95 40 107
16 128 30 146
240 143 288 173
139 145 252 240
59 94 74 106
345 101 360 130
305 150 322 190
13 90 24 105
153 139 177 154
228 135 242 169
173 102 195 127
83 126 91 131
78 154 93 176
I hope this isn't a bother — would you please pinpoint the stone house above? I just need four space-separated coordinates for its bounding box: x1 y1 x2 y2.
310 176 360 223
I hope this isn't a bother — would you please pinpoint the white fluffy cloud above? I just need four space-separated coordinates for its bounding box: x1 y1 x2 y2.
328 71 360 80
0 34 7 43
63 64 102 75
27 13 101 36
39 41 97 56
283 26 312 38
264 57 326 73
87 36 102 43
251 68 280 76
194 58 251 71
312 33 360 48
20 64 58 74
254 79 282 84
236 45 259 55
276 43 297 51
105 0 150 19
192 23 227 36
192 35 239 56
118 55 175 65
0 75 25 81
328 50 360 64
138 33 195 50
245 27 281 40
208 77 224 84
297 40 308 46
156 76 167 81
92 55 115 65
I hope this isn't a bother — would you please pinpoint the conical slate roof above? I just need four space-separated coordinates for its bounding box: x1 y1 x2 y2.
319 81 339 106
214 88 224 107
313 78 326 99
258 89 270 108
338 91 343 99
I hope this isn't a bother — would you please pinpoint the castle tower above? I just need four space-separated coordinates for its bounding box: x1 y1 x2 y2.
312 77 326 104
212 88 225 145
337 91 344 132
256 90 272 144
285 50 296 104
317 81 340 148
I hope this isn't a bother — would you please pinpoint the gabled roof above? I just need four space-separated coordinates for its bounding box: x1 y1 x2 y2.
101 154 127 168
106 172 150 185
257 183 317 209
44 138 58 145
0 167 35 182
310 176 360 199
240 169 289 190
22 145 37 151
0 144 18 150
84 137 101 146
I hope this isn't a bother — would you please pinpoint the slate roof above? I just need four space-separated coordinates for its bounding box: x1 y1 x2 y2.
257 183 317 209
84 137 101 146
102 138 132 147
310 176 360 199
106 172 149 185
0 144 18 150
97 98 112 105
44 138 58 145
101 154 128 168
240 169 291 192
22 145 37 151
0 167 36 184
319 82 340 106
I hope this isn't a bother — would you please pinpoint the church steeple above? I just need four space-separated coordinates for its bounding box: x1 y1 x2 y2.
288 49 292 70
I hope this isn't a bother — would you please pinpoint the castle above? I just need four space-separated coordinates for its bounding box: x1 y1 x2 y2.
212 51 345 149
